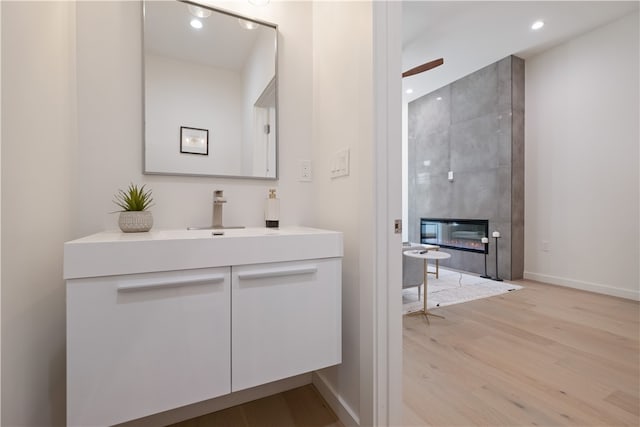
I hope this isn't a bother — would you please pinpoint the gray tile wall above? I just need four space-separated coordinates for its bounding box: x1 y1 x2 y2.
408 55 524 280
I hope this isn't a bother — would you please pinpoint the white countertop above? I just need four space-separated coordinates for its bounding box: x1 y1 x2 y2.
68 226 338 243
64 226 343 279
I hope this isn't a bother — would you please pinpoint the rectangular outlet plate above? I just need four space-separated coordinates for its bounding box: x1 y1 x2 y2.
299 160 312 182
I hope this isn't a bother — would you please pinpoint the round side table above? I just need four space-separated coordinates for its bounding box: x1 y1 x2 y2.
403 249 451 323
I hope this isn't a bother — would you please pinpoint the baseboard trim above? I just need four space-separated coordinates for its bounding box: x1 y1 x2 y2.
523 271 640 301
120 373 312 427
312 371 359 427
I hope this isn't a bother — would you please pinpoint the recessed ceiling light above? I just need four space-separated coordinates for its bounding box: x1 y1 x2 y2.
436 96 442 101
188 5 211 18
190 19 203 29
405 88 414 94
238 18 259 30
531 20 545 30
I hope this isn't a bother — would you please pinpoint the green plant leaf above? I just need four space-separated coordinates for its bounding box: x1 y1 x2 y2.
113 183 154 212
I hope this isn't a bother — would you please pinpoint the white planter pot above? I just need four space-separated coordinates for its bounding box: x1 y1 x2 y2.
118 211 153 233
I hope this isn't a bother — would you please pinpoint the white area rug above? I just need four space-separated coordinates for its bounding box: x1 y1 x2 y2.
403 267 523 315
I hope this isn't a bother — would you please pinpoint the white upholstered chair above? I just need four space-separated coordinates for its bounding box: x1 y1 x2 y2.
402 243 440 299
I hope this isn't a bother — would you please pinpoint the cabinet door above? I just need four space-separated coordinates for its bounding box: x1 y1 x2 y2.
67 267 231 426
232 258 341 392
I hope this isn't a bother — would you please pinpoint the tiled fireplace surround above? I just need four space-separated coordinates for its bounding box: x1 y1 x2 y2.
407 55 524 280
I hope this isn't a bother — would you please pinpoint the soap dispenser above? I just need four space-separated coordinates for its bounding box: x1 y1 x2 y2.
265 188 279 228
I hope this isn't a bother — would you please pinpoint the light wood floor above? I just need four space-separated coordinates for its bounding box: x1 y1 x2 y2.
168 384 343 427
168 280 638 427
403 279 640 426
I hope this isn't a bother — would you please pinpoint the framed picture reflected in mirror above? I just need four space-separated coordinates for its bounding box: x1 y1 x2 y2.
180 126 208 155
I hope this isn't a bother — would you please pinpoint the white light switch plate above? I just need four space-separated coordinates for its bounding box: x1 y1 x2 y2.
330 148 350 179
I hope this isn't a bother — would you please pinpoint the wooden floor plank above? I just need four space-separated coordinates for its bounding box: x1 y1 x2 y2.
282 385 344 427
241 393 297 427
159 279 640 427
605 390 640 417
403 280 640 427
167 406 247 427
169 385 342 427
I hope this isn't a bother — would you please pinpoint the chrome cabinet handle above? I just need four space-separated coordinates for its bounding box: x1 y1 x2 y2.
237 265 318 281
117 273 226 292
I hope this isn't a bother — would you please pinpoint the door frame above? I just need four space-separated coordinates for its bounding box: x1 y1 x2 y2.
371 2 402 425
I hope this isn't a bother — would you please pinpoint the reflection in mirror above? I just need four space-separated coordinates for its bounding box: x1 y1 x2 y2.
143 1 277 179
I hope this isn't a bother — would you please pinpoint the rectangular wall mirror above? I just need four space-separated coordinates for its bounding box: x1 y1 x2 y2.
143 0 278 179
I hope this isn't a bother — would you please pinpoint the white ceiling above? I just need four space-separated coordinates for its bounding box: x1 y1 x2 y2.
402 1 639 103
145 1 273 71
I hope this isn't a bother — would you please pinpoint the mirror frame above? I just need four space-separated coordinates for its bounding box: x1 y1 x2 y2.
142 0 279 180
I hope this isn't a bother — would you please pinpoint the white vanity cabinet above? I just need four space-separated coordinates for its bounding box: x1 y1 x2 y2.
66 268 231 427
232 258 341 391
64 227 342 426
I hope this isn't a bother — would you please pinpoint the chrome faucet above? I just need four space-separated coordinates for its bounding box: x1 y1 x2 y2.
187 190 244 230
212 190 226 228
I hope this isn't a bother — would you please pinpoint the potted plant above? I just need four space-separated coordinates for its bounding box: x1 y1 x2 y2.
113 183 154 232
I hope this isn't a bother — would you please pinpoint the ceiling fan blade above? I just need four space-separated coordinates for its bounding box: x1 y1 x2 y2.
402 58 444 78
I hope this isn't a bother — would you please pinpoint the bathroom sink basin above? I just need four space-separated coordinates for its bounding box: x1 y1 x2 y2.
64 226 343 280
186 225 245 231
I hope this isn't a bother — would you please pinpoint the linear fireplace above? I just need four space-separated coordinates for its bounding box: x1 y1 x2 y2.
420 218 489 254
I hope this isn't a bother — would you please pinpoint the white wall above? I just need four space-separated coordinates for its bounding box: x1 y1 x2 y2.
145 53 243 175
311 2 374 425
1 1 315 425
241 26 276 177
74 0 314 236
524 11 639 300
1 2 75 425
0 2 3 422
